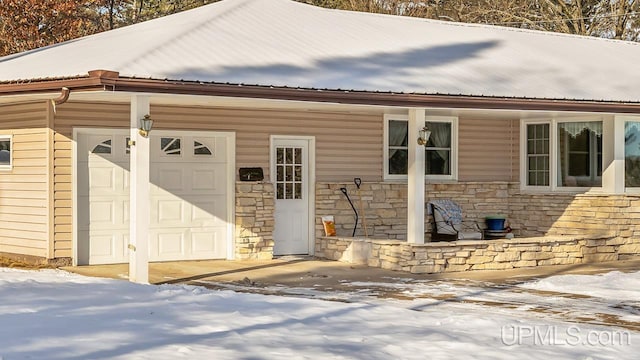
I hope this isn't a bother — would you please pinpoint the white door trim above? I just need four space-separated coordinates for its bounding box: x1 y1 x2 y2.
72 128 236 265
270 135 316 255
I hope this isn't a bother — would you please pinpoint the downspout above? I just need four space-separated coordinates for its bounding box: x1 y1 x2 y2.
46 87 69 263
50 87 71 113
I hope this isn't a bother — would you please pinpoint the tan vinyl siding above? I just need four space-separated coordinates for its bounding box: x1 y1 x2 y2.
511 120 520 181
152 105 383 182
458 118 519 182
52 102 131 257
0 102 50 258
53 102 382 258
51 101 525 259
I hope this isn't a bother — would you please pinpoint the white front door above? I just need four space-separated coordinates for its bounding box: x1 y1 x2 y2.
272 137 313 255
76 129 232 265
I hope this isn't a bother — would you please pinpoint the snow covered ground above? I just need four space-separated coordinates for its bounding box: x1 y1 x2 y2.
0 268 638 360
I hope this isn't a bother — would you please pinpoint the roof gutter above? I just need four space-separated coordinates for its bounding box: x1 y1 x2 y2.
1 71 640 114
110 77 640 114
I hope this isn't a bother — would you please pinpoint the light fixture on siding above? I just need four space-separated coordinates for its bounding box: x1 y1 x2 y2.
417 126 431 146
139 114 154 137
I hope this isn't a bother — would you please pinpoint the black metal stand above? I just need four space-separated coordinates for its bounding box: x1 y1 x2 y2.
340 187 358 237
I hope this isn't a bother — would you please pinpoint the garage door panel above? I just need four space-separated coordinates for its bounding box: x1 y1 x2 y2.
89 200 115 223
79 131 230 265
88 232 127 265
191 197 227 225
157 199 185 223
89 167 115 190
152 166 184 191
191 231 218 254
192 169 216 191
156 232 185 258
190 165 226 193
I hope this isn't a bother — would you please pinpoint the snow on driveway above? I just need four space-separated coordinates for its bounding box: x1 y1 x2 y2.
0 268 638 359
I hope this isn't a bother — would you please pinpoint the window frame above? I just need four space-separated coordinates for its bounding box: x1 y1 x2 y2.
524 122 551 188
383 114 458 182
0 134 12 171
520 117 605 193
624 120 640 193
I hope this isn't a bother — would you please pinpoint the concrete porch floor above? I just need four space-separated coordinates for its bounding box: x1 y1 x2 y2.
62 257 640 290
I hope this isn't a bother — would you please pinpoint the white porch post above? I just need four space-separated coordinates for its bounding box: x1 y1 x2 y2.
407 108 426 244
129 96 150 284
603 116 626 194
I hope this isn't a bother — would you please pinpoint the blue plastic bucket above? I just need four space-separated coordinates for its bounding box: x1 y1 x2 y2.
485 216 506 230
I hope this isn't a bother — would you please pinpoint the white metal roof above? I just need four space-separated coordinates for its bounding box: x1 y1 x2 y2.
1 0 639 102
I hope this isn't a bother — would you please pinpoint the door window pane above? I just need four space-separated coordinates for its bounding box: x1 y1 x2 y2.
275 146 303 200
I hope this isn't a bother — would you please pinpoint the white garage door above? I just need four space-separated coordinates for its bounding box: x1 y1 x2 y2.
77 129 231 265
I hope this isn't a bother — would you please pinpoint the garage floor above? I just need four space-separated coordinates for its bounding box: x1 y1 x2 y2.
63 257 640 290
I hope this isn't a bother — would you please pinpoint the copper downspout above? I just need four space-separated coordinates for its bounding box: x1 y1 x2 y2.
53 87 71 105
49 87 70 114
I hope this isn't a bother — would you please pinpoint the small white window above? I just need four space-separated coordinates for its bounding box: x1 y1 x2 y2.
384 115 458 181
0 135 11 170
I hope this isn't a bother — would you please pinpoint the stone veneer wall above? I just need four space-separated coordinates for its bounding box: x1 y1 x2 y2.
235 181 275 260
316 181 640 244
315 182 513 240
316 235 640 274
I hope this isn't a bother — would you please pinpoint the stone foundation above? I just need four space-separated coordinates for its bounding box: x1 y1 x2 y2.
0 252 71 267
315 235 640 274
235 181 275 260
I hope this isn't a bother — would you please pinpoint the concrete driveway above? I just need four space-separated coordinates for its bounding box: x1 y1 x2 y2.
62 258 640 331
63 257 640 290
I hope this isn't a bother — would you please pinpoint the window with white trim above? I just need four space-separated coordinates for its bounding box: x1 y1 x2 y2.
384 115 457 180
557 121 602 187
0 135 12 170
526 123 550 186
626 121 640 187
522 119 603 190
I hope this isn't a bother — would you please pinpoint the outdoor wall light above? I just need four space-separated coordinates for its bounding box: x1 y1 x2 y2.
139 114 154 137
417 126 431 146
